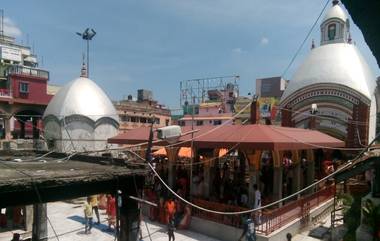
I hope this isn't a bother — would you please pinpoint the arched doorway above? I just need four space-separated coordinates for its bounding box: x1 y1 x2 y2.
13 110 43 139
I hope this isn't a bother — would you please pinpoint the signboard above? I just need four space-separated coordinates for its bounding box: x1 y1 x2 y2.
258 97 281 125
0 46 22 62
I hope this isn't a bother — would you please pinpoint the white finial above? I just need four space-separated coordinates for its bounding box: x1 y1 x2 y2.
80 54 87 78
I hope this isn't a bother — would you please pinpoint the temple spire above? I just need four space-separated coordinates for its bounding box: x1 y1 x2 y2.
80 53 87 78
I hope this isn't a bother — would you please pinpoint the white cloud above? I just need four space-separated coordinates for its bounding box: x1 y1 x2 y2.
232 48 243 54
260 37 269 45
3 17 22 37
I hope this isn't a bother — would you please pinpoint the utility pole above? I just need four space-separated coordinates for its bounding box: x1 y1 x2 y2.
190 97 195 196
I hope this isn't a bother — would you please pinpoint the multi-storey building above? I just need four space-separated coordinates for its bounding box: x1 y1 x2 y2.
0 35 53 139
114 89 171 132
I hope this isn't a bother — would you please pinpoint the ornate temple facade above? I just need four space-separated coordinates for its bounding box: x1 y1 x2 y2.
280 0 377 147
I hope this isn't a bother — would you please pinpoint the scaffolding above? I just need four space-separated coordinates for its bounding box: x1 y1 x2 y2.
180 75 240 106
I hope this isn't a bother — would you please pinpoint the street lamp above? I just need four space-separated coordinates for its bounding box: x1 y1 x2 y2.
76 28 96 78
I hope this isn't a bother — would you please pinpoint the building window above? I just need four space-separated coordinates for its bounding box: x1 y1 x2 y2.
165 119 169 126
196 120 203 126
328 24 336 40
120 115 128 122
213 120 222 125
19 82 29 93
130 116 137 123
155 118 160 124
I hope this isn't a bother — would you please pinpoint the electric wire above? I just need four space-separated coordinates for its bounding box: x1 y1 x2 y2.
126 130 380 215
6 96 372 154
281 0 330 78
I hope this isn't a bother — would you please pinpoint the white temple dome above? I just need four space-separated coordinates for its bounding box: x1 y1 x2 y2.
43 77 119 123
322 3 347 23
281 43 376 102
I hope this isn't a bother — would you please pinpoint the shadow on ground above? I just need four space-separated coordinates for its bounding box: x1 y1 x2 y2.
67 215 115 234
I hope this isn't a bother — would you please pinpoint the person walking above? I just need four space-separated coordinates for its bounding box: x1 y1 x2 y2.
106 194 116 230
253 184 261 224
90 195 100 224
165 197 176 224
84 197 93 234
238 214 256 241
167 217 176 241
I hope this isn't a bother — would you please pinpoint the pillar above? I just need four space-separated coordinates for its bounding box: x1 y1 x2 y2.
165 147 179 189
4 118 11 140
291 150 301 197
248 166 259 207
19 120 25 139
245 150 261 207
32 204 47 241
306 149 315 194
203 163 211 198
25 205 34 232
119 185 141 241
32 118 39 139
272 150 283 207
189 147 198 196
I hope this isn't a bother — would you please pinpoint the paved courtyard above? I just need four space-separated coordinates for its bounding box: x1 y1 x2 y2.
0 201 221 241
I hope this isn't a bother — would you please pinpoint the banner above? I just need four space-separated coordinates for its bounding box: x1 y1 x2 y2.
258 97 281 124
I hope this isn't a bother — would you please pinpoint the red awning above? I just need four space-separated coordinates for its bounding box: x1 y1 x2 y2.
108 124 344 151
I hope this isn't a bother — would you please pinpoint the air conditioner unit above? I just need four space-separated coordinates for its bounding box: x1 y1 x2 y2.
157 125 181 141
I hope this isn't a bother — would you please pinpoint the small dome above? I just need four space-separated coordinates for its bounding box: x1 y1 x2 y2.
43 77 119 123
281 43 376 103
322 3 347 23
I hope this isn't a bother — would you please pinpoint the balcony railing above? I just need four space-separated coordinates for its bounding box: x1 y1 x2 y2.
0 88 10 97
7 65 49 79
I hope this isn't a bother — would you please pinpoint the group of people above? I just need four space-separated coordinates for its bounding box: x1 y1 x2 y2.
83 194 116 234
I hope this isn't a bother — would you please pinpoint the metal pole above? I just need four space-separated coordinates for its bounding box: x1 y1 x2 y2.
87 39 90 77
190 100 195 196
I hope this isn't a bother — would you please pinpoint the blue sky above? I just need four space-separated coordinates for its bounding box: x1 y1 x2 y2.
2 0 379 109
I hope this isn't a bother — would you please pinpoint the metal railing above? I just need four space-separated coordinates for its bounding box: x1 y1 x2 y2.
0 88 10 97
192 198 247 227
191 185 335 235
7 65 49 79
256 185 335 235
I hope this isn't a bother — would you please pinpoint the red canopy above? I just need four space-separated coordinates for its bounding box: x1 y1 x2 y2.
108 124 344 151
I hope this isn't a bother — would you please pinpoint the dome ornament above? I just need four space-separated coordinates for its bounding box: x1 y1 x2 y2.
348 33 352 44
332 0 339 6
